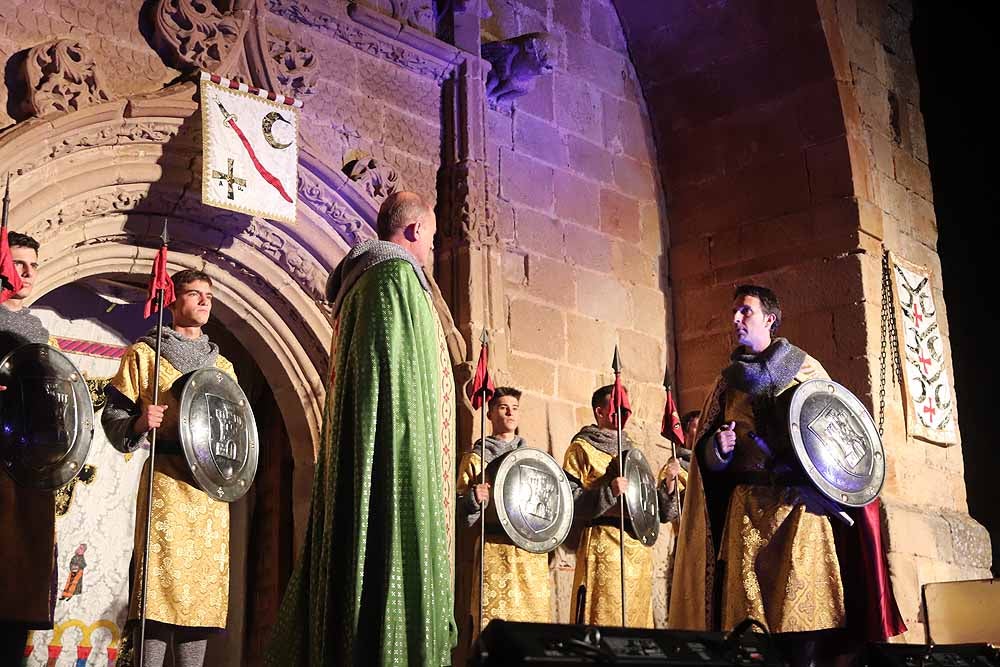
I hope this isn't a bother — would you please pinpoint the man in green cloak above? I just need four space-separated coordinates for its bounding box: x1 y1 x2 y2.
267 191 457 666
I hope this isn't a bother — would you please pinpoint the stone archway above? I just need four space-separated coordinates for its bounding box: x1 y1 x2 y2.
0 80 381 526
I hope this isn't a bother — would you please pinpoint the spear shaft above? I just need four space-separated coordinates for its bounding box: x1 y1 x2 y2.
137 219 169 664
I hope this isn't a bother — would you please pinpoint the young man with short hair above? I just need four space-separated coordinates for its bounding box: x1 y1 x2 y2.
103 269 238 667
456 386 552 634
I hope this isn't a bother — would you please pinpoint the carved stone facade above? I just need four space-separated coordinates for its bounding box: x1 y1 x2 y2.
0 0 989 662
22 39 112 117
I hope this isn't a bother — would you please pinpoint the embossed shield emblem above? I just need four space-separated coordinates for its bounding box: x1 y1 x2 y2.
178 368 258 502
623 448 659 546
788 379 885 507
0 344 94 489
205 392 249 481
486 448 574 553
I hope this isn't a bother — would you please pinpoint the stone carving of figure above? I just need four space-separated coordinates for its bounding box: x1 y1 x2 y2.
481 32 555 105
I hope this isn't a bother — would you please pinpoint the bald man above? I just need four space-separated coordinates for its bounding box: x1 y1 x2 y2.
267 192 457 666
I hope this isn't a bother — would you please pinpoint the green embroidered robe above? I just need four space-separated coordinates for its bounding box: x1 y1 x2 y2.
267 256 457 666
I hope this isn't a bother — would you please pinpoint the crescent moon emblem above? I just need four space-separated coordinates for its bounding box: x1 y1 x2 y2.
262 111 293 150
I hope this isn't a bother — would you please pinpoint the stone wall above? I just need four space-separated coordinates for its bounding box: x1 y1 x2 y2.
616 0 991 642
820 0 992 641
479 0 676 625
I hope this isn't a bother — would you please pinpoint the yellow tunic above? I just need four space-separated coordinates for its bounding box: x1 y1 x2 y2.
668 354 846 634
109 342 235 629
456 451 551 633
715 387 845 633
564 438 653 628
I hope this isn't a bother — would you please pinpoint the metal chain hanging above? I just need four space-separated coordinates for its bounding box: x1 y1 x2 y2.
878 250 903 437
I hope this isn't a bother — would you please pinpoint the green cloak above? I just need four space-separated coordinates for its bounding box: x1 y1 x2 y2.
267 256 457 666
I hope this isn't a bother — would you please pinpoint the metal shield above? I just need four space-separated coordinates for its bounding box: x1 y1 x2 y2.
0 343 95 489
787 378 885 508
622 447 659 546
486 448 574 553
178 367 259 502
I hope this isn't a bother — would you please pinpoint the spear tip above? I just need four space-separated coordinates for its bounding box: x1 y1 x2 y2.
160 217 169 246
612 344 622 373
480 327 489 345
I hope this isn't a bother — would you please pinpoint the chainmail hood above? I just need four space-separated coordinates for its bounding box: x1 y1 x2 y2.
138 326 219 374
722 337 806 398
325 239 430 317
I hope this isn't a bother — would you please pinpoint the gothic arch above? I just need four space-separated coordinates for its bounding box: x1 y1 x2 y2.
0 81 380 516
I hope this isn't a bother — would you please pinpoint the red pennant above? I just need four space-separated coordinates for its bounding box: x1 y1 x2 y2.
0 227 24 304
610 374 632 429
144 244 176 318
467 343 495 410
660 386 685 447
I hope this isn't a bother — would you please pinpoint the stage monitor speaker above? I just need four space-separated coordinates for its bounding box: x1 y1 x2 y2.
470 620 784 666
866 642 1000 666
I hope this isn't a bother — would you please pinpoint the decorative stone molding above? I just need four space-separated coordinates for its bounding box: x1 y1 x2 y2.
343 149 399 204
268 34 319 97
242 216 327 300
17 121 181 175
440 160 496 246
23 39 112 117
153 0 251 74
481 32 555 106
265 0 461 81
298 170 374 246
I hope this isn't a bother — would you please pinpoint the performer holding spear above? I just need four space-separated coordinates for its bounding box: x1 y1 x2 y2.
564 350 669 629
103 223 239 667
457 332 554 641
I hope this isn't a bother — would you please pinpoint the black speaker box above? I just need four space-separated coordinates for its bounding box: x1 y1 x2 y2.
865 642 1000 666
470 620 784 666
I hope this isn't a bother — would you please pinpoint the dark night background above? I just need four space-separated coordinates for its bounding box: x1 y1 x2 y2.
911 1 998 576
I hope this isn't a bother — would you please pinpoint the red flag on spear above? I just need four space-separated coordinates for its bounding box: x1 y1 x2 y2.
467 333 495 410
610 347 632 429
144 230 175 318
0 174 24 304
660 366 685 448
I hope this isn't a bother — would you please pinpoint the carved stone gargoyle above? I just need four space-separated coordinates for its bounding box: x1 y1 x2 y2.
481 32 555 105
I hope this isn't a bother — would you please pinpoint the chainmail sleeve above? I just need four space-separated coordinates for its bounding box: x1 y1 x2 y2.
101 386 147 454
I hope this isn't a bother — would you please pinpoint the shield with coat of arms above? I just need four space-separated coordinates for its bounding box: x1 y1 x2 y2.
0 343 94 489
485 448 574 553
178 367 258 502
787 378 885 508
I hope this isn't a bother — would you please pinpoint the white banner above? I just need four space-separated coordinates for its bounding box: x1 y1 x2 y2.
200 72 300 224
890 252 958 445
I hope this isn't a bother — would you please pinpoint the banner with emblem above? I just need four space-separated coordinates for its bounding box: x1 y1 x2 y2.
889 252 958 445
200 71 301 224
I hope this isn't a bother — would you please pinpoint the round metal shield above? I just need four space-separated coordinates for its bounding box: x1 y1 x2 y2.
623 448 659 546
0 343 94 489
787 379 885 508
178 368 259 502
486 448 574 553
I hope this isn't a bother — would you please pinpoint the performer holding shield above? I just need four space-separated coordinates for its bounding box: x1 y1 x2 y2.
668 284 905 666
0 231 60 662
457 387 565 633
102 269 237 667
563 383 680 628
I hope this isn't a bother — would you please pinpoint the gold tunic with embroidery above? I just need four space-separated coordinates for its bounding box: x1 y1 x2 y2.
456 451 551 633
564 438 653 628
668 354 846 634
715 385 846 633
109 342 235 629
